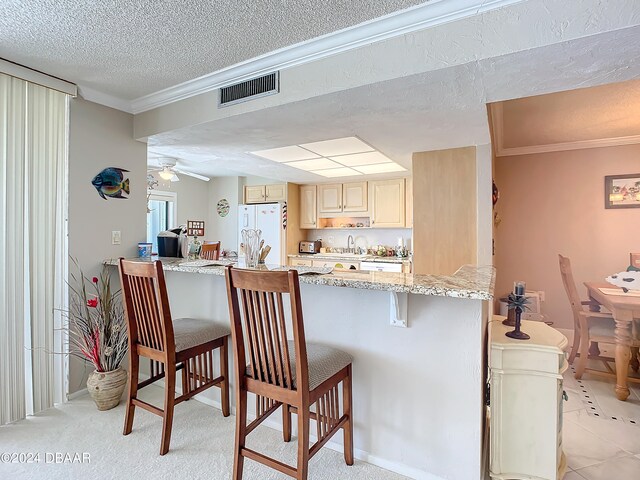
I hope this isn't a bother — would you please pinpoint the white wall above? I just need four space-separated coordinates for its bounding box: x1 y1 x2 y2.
305 228 412 252
149 172 210 228
68 97 147 393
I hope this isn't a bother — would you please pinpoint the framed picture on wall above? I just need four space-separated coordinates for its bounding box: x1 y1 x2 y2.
604 174 640 209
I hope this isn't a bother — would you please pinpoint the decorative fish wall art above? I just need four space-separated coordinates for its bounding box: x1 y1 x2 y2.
92 167 130 200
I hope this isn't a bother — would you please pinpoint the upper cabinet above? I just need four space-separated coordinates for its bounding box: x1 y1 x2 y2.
244 184 286 204
371 179 406 228
318 182 368 216
299 185 317 229
342 182 368 212
405 178 413 228
318 184 343 213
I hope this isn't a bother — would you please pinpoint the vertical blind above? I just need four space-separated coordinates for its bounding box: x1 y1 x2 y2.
0 72 68 425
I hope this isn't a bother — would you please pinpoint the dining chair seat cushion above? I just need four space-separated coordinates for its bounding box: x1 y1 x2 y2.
587 316 616 338
247 341 352 391
173 318 230 352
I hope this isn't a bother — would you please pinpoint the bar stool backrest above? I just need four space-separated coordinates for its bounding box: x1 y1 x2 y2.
225 266 309 394
118 259 175 359
201 242 220 260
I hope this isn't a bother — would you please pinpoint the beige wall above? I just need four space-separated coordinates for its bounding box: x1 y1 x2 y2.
494 144 640 329
68 97 147 393
149 172 210 228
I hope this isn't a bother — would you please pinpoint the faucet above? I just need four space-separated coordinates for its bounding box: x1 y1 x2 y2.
347 234 355 254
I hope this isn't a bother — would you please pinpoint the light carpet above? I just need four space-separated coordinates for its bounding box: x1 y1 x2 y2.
0 386 407 480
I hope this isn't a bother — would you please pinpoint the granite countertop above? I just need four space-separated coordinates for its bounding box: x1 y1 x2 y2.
288 253 411 264
104 257 494 300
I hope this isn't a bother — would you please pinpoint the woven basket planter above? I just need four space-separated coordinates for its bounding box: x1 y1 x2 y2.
87 367 127 411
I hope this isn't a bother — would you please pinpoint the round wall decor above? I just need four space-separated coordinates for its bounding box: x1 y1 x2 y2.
216 198 230 217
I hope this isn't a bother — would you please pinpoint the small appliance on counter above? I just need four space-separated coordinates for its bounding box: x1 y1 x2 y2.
299 240 322 254
158 227 188 257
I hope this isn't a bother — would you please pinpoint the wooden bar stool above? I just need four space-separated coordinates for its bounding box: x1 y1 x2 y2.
118 258 231 455
225 266 354 480
201 241 221 260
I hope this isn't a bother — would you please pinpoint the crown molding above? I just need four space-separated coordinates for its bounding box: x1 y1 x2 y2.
495 135 640 157
130 0 525 114
77 85 133 113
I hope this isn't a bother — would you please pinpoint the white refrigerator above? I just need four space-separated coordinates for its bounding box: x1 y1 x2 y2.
238 203 285 266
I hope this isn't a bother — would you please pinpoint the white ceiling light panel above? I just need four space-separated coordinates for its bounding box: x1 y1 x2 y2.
312 167 362 177
300 136 374 157
354 163 407 174
286 158 342 171
330 151 392 166
251 145 320 162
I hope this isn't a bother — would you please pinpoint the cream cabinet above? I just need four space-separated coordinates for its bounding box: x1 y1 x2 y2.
265 184 286 202
289 258 313 267
299 185 317 229
244 184 286 203
312 259 360 270
318 184 342 213
342 182 368 212
318 182 368 215
405 178 413 228
370 179 405 227
489 317 568 480
245 185 266 203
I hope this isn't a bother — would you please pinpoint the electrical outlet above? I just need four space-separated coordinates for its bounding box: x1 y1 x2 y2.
112 230 121 245
538 290 545 302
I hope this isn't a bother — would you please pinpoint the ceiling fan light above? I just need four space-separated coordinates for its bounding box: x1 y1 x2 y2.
159 168 174 180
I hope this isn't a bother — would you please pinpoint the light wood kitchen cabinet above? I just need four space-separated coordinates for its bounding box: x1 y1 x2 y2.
342 181 368 212
289 258 313 267
244 185 266 203
299 185 317 229
370 179 405 227
244 184 286 203
318 184 342 213
265 184 286 202
405 178 413 228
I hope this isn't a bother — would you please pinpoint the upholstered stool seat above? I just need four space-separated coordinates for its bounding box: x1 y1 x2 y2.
246 342 352 391
173 318 231 353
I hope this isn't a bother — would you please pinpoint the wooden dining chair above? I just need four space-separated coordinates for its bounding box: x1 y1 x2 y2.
201 241 221 260
225 266 354 480
558 254 640 378
118 258 231 455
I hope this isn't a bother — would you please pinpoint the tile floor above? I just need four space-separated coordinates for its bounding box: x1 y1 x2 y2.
562 353 640 479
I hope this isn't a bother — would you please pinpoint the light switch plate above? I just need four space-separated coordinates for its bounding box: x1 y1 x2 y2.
112 230 121 245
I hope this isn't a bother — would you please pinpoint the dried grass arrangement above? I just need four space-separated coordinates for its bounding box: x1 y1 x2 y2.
64 259 128 372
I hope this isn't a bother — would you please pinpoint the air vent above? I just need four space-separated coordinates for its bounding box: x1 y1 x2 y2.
219 72 279 107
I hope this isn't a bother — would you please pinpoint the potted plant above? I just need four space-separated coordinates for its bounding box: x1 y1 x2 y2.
65 261 128 410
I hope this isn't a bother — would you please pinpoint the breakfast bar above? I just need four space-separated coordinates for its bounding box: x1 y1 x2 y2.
105 258 495 480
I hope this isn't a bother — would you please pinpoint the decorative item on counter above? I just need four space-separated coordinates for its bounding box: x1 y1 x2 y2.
189 236 202 260
216 198 230 217
138 242 152 258
92 167 130 200
241 228 262 268
61 260 128 410
258 245 271 264
505 281 530 340
186 220 205 237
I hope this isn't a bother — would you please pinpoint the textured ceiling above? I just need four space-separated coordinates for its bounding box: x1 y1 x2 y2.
146 24 640 183
0 0 424 100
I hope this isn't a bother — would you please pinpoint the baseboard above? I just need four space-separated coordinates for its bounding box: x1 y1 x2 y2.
67 388 88 401
137 373 443 480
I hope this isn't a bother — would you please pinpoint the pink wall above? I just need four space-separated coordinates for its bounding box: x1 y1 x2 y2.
494 144 640 329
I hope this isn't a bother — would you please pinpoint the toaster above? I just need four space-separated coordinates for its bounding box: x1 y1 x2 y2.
299 240 321 254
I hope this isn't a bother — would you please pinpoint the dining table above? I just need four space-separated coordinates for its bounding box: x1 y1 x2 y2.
584 282 640 401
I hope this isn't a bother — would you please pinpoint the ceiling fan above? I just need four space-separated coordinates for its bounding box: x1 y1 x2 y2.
148 157 210 182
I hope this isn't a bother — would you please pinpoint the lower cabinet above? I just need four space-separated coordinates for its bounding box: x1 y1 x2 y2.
489 318 568 480
311 260 360 270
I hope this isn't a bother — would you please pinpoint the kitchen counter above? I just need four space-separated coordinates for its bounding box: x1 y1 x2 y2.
288 253 411 264
104 256 492 480
104 257 494 300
